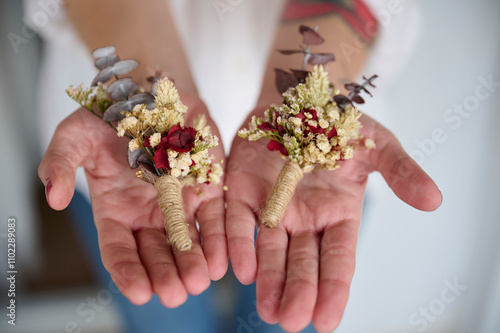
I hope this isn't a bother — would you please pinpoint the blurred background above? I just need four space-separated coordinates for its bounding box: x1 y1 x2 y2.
0 0 499 332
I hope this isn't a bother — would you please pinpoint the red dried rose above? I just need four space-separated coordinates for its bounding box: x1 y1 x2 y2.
327 126 337 139
152 124 197 170
153 148 170 169
162 123 197 153
295 109 318 121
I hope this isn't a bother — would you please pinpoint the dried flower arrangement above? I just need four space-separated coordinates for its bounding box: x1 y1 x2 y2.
66 46 223 252
239 25 377 227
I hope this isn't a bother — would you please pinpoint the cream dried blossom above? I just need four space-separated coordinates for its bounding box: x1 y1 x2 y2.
154 78 188 133
149 132 162 148
365 138 376 149
239 65 373 172
209 163 223 184
128 138 140 152
117 116 139 137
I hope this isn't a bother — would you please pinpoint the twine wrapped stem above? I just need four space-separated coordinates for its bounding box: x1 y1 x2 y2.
154 175 193 252
261 160 304 228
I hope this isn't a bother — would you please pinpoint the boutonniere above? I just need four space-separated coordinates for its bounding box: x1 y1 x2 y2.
66 46 223 252
239 26 377 227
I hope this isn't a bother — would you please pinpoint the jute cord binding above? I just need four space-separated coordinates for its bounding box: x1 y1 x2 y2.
260 160 304 228
154 175 193 252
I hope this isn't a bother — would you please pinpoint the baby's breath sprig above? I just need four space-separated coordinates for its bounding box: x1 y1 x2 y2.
239 25 378 228
66 46 223 252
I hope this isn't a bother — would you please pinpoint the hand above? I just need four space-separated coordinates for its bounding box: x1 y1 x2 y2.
225 109 442 333
38 94 228 307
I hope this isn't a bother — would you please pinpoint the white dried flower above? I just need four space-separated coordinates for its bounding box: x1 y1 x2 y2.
191 150 208 165
128 138 140 152
338 136 348 147
290 117 302 128
307 120 318 127
365 138 376 149
149 133 161 148
209 163 223 184
316 134 330 153
170 168 181 177
318 119 329 129
342 146 354 160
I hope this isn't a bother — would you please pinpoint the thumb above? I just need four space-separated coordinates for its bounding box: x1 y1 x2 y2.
38 110 98 210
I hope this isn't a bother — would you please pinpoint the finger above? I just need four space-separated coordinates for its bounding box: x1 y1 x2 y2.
313 221 358 332
38 111 94 210
255 225 288 324
197 196 228 281
136 228 187 308
369 125 443 211
173 214 211 296
97 219 153 305
226 199 258 284
279 232 319 333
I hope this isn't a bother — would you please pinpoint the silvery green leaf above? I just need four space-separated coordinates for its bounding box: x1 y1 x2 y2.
107 78 138 101
103 92 155 121
112 59 139 75
307 53 335 65
91 67 114 86
129 92 154 105
92 46 116 58
103 101 131 121
128 147 147 169
95 54 119 70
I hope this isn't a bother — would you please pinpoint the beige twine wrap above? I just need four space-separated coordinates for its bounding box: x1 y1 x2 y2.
260 160 304 228
154 175 193 252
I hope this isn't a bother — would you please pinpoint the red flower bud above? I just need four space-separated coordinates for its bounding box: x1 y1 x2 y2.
267 139 288 156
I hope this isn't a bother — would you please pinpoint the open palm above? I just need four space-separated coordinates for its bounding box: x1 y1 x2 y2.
38 95 227 308
226 109 442 333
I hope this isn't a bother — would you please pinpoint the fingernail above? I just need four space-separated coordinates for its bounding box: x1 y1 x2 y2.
45 177 52 206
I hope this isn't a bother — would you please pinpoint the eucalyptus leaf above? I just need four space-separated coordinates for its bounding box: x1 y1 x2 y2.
103 92 155 121
92 46 116 58
91 67 114 86
107 78 138 101
275 69 299 94
112 59 139 75
95 54 119 70
299 25 324 45
91 60 139 86
278 49 305 55
128 148 147 169
350 94 365 104
307 53 335 65
290 69 310 82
